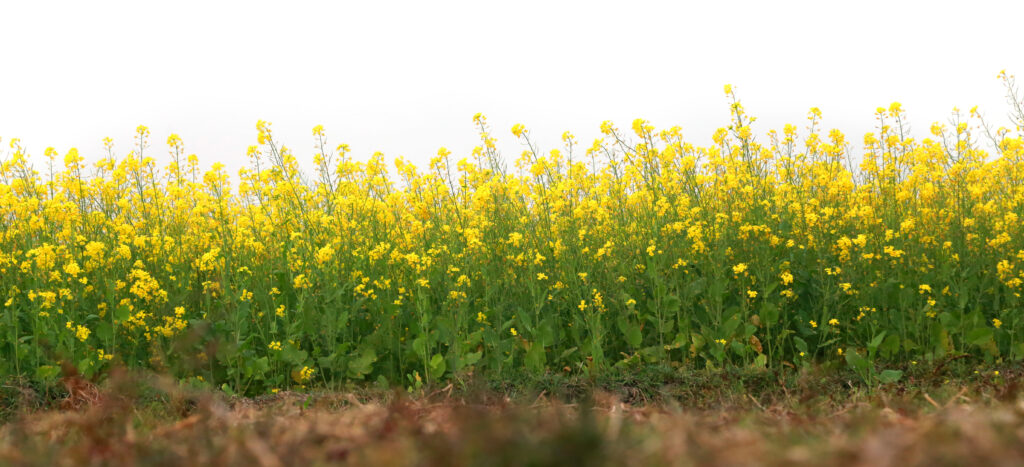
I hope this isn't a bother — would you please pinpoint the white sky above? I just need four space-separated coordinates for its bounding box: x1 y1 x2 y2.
2 0 1023 175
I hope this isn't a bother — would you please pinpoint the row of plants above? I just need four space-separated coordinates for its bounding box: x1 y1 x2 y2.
1 74 1023 394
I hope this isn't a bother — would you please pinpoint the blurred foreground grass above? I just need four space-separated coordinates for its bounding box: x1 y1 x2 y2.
2 365 1024 466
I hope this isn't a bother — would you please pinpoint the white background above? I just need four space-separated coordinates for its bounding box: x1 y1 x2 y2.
2 0 1022 174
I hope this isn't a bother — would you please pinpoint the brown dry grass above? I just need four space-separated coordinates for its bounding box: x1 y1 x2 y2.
2 370 1024 466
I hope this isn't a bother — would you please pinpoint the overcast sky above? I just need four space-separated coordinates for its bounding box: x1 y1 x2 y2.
2 0 1022 175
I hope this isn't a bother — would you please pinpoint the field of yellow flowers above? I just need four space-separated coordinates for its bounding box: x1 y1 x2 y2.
2 73 1024 395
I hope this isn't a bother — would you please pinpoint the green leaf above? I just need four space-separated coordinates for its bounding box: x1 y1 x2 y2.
94 321 113 342
245 356 269 379
760 302 779 325
968 327 994 347
558 347 578 361
459 351 482 369
662 295 681 313
691 333 706 350
721 315 741 337
429 353 446 378
216 341 239 364
617 315 642 348
335 310 350 329
252 356 270 376
708 343 725 363
525 341 546 373
685 278 706 297
793 337 808 354
818 337 840 348
347 348 377 379
79 358 96 378
878 369 903 384
281 345 309 365
35 365 60 382
868 331 887 357
844 348 871 375
412 335 428 358
114 305 131 323
880 334 901 358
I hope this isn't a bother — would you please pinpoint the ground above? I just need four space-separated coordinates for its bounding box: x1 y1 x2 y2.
2 366 1023 466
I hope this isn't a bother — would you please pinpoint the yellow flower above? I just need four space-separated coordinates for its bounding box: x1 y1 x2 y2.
828 318 839 326
732 263 748 275
993 318 1003 329
74 325 91 342
268 341 283 351
510 327 518 337
746 290 757 298
316 245 335 264
809 320 818 328
537 273 548 281
63 261 82 278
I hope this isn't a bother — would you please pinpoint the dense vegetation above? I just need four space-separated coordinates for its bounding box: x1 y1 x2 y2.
2 73 1024 394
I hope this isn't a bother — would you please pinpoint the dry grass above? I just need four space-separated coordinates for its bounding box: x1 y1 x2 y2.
3 371 1024 466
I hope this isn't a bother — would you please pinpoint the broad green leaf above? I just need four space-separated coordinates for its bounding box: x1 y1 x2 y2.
878 369 903 384
429 353 446 377
347 348 377 379
793 337 808 354
880 334 901 358
459 351 482 369
968 327 994 347
844 348 871 375
35 365 60 382
525 341 546 372
114 305 131 323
